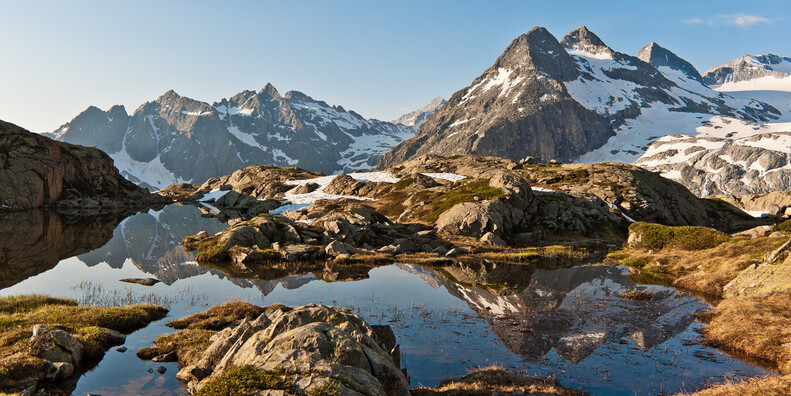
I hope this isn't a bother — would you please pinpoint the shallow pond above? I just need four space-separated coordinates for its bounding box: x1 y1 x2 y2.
0 205 773 395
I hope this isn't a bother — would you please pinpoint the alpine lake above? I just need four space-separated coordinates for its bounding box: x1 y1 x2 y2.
0 204 774 395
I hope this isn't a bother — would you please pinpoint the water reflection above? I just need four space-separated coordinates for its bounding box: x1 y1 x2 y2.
0 205 773 395
0 210 121 289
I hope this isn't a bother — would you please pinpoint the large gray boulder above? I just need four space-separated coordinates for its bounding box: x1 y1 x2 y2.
181 304 409 396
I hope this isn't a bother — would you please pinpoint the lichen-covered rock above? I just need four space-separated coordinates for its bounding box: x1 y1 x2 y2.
179 304 409 396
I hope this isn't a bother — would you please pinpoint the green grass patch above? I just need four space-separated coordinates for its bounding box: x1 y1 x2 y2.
393 176 415 189
773 219 791 233
620 290 652 301
628 222 730 251
167 301 267 330
426 179 506 222
196 365 295 396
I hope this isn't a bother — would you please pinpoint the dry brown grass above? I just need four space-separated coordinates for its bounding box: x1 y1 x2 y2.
167 300 269 330
411 366 587 395
0 295 167 393
700 292 791 374
610 235 785 297
136 329 214 366
681 374 791 395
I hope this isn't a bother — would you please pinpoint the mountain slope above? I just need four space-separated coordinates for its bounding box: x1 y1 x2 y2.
391 96 446 129
377 26 779 170
704 54 791 91
51 85 421 189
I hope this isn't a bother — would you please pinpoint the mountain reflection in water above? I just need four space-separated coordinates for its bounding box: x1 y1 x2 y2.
0 205 772 395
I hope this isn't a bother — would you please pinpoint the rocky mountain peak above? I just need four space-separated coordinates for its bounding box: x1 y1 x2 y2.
284 90 315 102
637 42 703 82
259 83 282 100
561 26 608 50
561 26 616 60
494 26 579 81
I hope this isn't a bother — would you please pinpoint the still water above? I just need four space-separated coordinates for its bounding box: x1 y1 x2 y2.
0 205 772 395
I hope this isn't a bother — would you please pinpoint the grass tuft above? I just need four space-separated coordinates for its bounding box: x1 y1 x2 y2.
629 222 730 251
196 365 295 396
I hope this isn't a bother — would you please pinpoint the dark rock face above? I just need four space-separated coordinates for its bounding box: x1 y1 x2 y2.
51 86 421 189
377 26 778 170
0 120 154 211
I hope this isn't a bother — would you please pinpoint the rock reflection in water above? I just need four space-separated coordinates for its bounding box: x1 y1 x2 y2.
0 210 121 289
418 262 705 364
76 204 227 284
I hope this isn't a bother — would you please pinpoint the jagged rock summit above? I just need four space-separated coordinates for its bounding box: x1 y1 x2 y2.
637 41 704 83
49 85 436 189
378 26 780 170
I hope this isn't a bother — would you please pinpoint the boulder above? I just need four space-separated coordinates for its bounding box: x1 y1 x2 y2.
292 182 319 194
480 232 506 246
436 200 521 238
184 305 409 396
325 240 349 257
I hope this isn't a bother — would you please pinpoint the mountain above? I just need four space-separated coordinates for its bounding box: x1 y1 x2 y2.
633 54 791 196
703 54 791 91
391 96 446 129
50 85 418 189
377 26 780 170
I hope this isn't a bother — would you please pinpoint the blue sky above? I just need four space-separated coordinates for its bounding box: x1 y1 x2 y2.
1 0 789 132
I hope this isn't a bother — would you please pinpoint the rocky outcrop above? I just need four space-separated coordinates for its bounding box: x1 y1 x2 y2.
0 120 162 212
716 192 791 217
168 304 409 395
723 237 791 297
378 26 777 170
387 155 751 231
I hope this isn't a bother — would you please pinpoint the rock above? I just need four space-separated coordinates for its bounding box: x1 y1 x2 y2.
276 244 322 261
0 120 153 211
432 245 449 255
119 277 160 286
117 346 128 353
436 200 519 238
219 226 270 248
733 225 774 239
480 232 506 246
377 245 400 255
292 182 319 194
156 366 167 374
324 173 368 196
185 305 409 396
520 156 536 164
152 350 178 363
29 325 84 365
325 240 349 257
510 231 544 245
445 247 469 257
44 361 75 380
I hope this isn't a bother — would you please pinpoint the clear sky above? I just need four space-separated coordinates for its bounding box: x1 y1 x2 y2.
1 0 789 132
